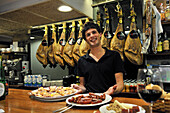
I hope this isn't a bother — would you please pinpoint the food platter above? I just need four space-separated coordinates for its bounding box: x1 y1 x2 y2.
99 103 146 113
29 86 78 102
66 93 112 107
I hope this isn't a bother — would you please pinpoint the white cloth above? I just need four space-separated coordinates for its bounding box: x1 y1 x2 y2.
152 5 163 34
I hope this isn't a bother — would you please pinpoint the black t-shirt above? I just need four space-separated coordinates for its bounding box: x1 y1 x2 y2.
77 47 125 93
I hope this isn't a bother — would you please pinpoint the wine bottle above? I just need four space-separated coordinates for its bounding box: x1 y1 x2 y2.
0 51 6 100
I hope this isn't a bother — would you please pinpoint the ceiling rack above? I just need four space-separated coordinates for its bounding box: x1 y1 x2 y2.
91 0 123 7
30 17 89 29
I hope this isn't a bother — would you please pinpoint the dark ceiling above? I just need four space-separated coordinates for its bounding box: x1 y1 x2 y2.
0 0 88 41
0 0 163 42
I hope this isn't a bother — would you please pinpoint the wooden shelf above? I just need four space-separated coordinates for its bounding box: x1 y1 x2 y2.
146 54 170 60
9 85 39 90
114 92 139 98
162 21 170 25
2 51 28 55
147 52 170 56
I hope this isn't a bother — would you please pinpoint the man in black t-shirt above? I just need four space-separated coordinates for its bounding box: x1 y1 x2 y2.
72 22 125 95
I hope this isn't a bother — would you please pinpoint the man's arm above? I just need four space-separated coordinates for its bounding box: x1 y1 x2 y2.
79 77 87 93
104 72 124 95
114 72 124 94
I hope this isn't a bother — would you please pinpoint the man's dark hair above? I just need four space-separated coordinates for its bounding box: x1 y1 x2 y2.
82 21 101 40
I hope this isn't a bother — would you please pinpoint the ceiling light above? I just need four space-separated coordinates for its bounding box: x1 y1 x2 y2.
58 5 72 12
30 36 35 40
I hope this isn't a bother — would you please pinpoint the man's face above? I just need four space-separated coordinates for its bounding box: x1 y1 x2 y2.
85 28 101 47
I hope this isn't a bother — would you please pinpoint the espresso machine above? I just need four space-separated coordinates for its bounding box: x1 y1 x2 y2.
4 58 29 85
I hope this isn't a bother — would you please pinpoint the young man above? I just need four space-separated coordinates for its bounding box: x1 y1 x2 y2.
72 21 125 95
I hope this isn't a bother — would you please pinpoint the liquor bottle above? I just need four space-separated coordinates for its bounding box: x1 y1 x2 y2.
0 51 6 100
163 32 169 52
157 33 163 53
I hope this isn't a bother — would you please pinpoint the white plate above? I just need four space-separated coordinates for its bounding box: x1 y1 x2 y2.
30 87 78 102
30 95 68 102
66 93 112 107
99 103 146 113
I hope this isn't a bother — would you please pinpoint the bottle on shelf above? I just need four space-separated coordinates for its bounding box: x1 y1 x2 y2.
160 3 166 21
122 79 127 92
163 32 169 52
125 79 130 93
129 82 134 93
123 79 138 93
0 51 6 100
134 80 137 93
165 0 170 21
157 33 163 53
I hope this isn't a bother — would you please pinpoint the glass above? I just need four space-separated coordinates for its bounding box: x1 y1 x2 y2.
137 68 163 113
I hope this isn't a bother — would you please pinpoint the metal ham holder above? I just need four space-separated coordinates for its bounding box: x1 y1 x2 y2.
91 0 123 8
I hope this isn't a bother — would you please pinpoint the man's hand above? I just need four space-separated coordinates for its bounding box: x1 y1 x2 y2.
71 84 83 94
104 85 117 95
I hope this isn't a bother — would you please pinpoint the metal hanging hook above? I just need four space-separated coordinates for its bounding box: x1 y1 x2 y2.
103 4 106 9
130 0 132 8
130 0 134 9
115 2 121 12
130 0 136 17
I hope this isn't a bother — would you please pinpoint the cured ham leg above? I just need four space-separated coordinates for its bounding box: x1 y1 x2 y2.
124 2 143 65
141 0 153 54
47 24 57 67
110 4 125 61
152 11 156 54
36 25 48 68
73 20 83 63
79 18 90 56
63 21 76 67
101 7 112 49
54 22 66 67
79 39 90 56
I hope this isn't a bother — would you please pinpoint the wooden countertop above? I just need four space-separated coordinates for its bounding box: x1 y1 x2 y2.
0 88 150 113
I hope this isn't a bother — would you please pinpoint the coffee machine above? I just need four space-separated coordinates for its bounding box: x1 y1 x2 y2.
4 58 29 85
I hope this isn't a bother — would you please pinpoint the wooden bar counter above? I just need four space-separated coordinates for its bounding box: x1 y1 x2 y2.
0 88 150 113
